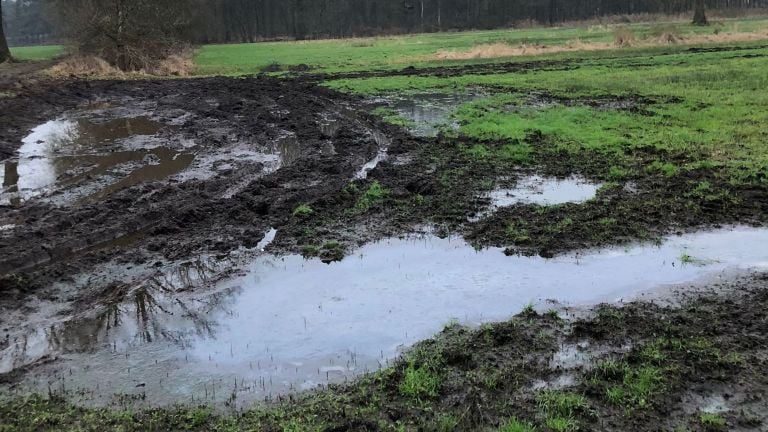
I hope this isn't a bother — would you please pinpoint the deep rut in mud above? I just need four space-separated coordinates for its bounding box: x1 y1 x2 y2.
0 77 400 294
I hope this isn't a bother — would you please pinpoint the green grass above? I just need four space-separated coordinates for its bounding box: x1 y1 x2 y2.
499 418 538 432
330 40 768 188
699 412 727 429
399 362 441 399
9 45 66 61
589 336 736 412
544 416 580 432
536 391 590 418
193 18 768 75
292 204 314 217
535 391 590 432
355 180 389 211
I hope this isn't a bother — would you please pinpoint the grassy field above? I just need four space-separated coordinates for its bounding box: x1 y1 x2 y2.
9 45 66 61
193 17 768 75
328 44 768 186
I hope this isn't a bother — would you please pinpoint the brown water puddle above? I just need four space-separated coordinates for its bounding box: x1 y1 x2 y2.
0 116 194 205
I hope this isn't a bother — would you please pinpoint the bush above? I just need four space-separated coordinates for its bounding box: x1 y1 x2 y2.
54 0 196 71
613 27 636 47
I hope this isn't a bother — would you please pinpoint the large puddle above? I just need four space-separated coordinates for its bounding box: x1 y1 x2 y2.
379 91 485 137
0 117 194 205
3 227 768 408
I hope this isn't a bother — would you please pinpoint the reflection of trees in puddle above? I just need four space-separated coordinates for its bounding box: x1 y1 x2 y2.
1 257 241 372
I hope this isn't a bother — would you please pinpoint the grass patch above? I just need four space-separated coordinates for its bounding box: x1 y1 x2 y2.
292 204 314 217
399 362 441 399
355 181 389 211
194 18 768 75
9 45 66 61
535 391 590 432
499 417 538 432
589 336 735 411
699 412 727 429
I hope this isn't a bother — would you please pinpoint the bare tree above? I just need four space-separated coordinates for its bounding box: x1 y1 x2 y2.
54 0 197 70
693 0 708 25
0 0 12 63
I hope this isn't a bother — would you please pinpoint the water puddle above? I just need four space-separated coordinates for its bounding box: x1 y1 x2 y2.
0 117 194 205
379 91 485 137
355 131 392 180
489 175 602 207
531 374 577 391
3 227 768 407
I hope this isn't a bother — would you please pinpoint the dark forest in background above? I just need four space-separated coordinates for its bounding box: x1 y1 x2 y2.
3 0 767 46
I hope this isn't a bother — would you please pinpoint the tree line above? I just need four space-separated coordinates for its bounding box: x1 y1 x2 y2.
197 0 767 42
3 0 768 45
1 0 766 65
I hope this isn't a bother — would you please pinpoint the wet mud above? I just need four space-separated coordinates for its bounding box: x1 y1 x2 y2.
1 60 768 426
0 76 392 289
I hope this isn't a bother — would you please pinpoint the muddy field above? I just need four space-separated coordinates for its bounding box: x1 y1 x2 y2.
1 55 768 431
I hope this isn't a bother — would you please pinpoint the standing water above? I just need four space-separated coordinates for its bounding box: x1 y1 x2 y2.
0 116 193 205
2 227 768 407
380 91 486 137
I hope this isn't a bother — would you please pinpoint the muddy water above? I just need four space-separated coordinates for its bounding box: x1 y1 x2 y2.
0 117 194 205
382 91 485 137
490 175 603 207
3 227 768 408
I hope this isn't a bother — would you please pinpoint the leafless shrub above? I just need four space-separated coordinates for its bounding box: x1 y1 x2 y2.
47 56 119 77
53 0 198 71
613 27 636 47
48 50 193 78
651 24 682 44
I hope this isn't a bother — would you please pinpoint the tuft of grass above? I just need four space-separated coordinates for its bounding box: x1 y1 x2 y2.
521 302 536 316
400 363 441 399
186 408 211 428
465 143 492 159
607 165 628 180
434 414 460 431
545 416 579 432
506 223 532 244
498 143 534 164
699 412 727 429
621 366 666 408
499 417 537 432
293 204 314 217
594 359 630 380
301 245 320 257
647 161 681 177
536 391 590 418
355 181 389 211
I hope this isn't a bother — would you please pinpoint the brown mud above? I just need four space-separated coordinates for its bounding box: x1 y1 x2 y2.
0 76 391 303
301 43 768 81
1 67 767 312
